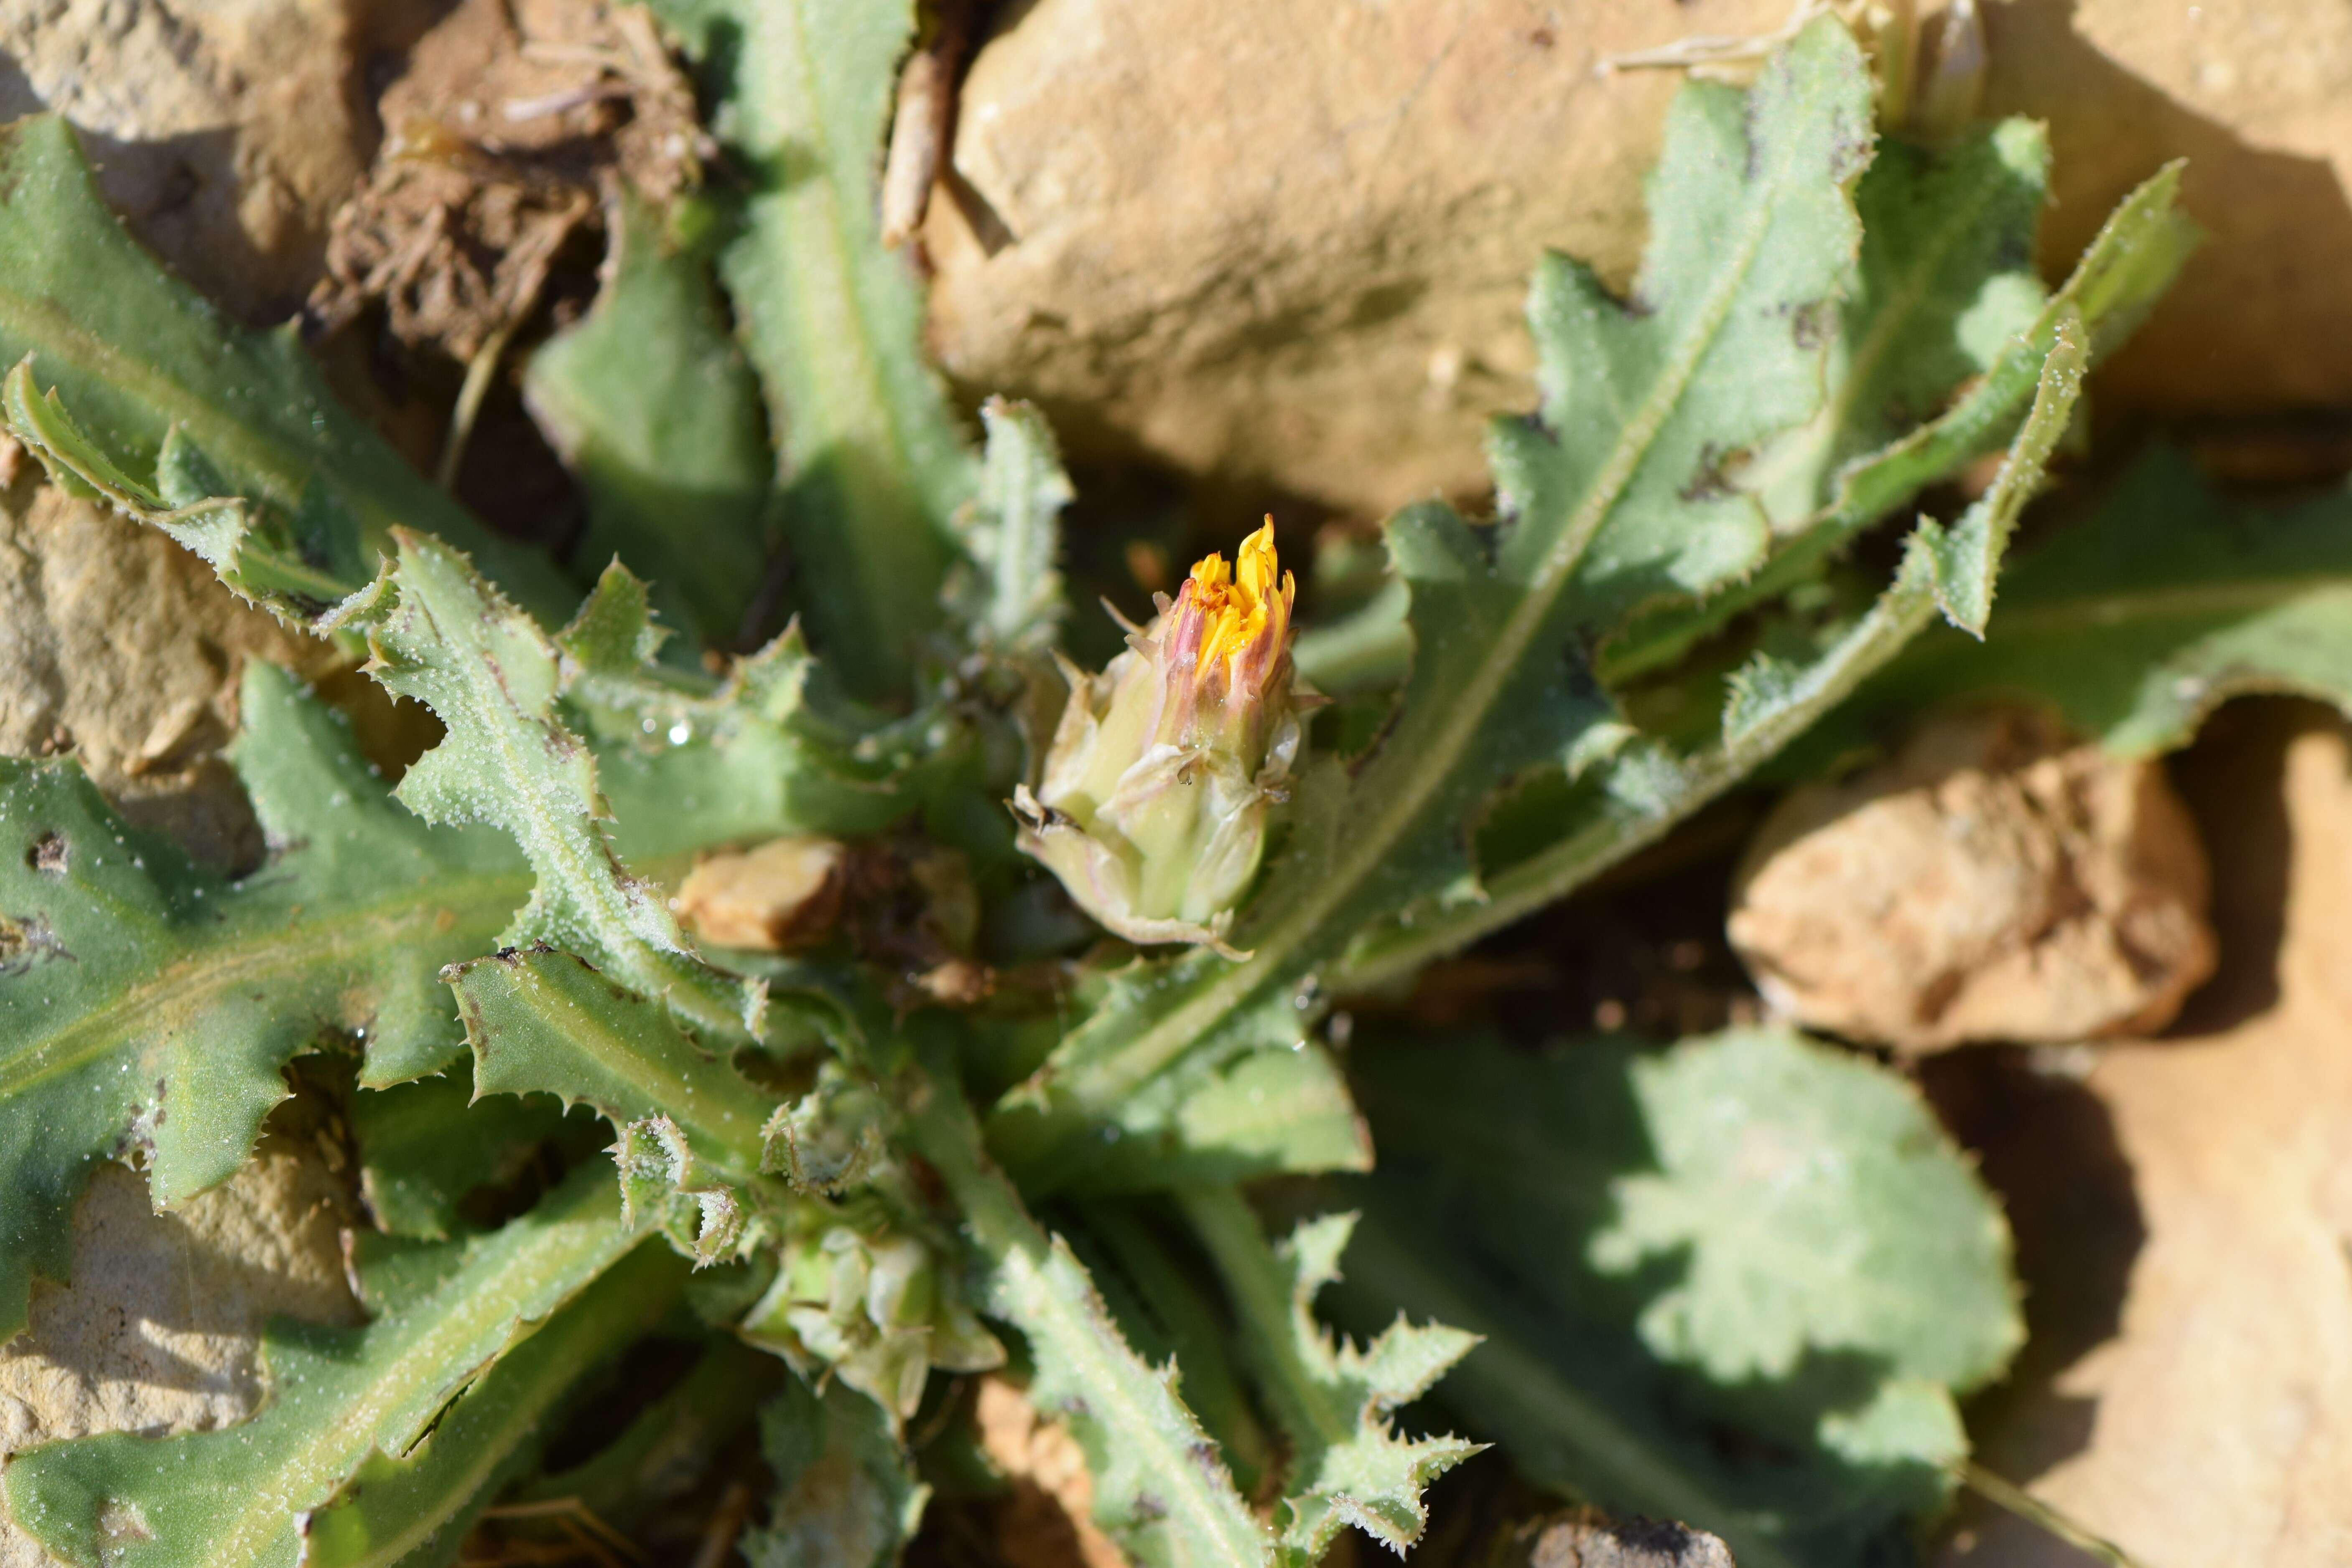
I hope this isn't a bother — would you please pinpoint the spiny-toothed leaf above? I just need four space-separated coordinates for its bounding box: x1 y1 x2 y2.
0 662 525 1340
448 945 777 1184
299 1239 688 1568
989 18 1876 1189
348 1061 601 1240
1745 118 2051 525
1180 1189 1479 1564
327 528 758 1039
1068 1204 1278 1496
743 1375 929 1568
3 1165 642 1568
1586 1028 2019 1388
1603 156 2191 685
1 367 354 614
656 0 979 700
1073 1038 1373 1193
1334 305 2087 994
1333 1027 2013 1568
0 115 576 623
555 571 948 862
947 398 1073 653
1844 445 2352 755
903 1060 1272 1568
1923 307 2085 637
525 185 775 644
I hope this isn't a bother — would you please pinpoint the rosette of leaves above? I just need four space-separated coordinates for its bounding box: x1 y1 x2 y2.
0 7 2240 1568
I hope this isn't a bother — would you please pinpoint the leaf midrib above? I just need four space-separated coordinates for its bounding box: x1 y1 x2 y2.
477 964 770 1173
1824 159 2013 448
199 1197 630 1566
1987 575 2352 633
407 567 730 1039
0 868 523 1107
0 285 387 539
1050 93 1826 1110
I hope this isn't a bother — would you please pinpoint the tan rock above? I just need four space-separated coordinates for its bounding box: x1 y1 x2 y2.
1983 0 2352 428
973 1373 1128 1568
673 834 849 952
924 0 2352 514
0 0 379 322
1505 1510 1738 1568
923 0 1795 515
1934 706 2352 1568
0 1140 361 1567
1726 709 2216 1053
0 478 336 870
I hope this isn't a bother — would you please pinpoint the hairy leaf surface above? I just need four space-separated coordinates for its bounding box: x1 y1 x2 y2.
1335 306 2085 991
5 1167 641 1568
0 115 575 622
656 0 978 698
301 1240 688 1568
905 1062 1271 1568
0 663 523 1339
1847 446 2352 753
1181 1189 1479 1564
947 398 1074 654
989 20 1881 1188
449 945 777 1183
328 530 757 1039
526 185 775 642
1333 1028 2017 1568
1602 154 2190 684
559 584 945 864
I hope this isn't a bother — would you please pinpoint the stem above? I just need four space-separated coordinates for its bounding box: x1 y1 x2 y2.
1338 574 1937 994
1177 1187 1343 1451
1952 1460 2149 1568
1332 1216 1804 1568
904 1069 1271 1568
1074 1200 1277 1493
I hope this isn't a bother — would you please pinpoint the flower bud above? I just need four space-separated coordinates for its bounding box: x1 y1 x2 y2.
741 1202 1004 1421
1014 521 1307 952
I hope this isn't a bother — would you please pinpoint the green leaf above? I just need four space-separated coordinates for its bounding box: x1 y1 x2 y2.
0 661 525 1339
349 1061 600 1240
659 0 979 699
1848 446 2352 754
744 1376 929 1568
1590 1029 2018 1387
0 115 577 624
300 1239 689 1568
567 610 948 865
3 1165 642 1568
947 398 1073 654
1333 306 2087 994
1073 1037 1373 1193
1179 1188 1480 1564
328 529 758 1039
448 945 779 1186
1602 156 2191 686
902 1058 1272 1568
1067 1204 1278 1496
525 186 775 643
989 19 1881 1188
1744 119 2051 526
1333 1027 2016 1568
